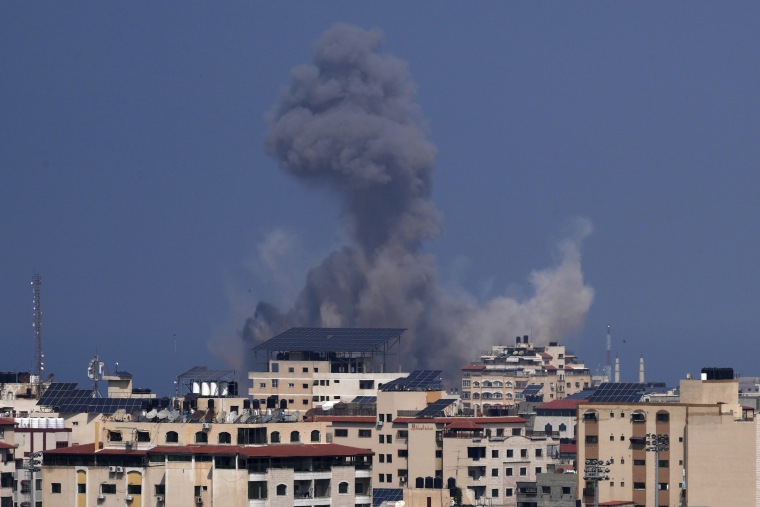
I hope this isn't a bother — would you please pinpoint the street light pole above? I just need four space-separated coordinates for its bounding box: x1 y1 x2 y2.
646 434 669 507
583 458 612 507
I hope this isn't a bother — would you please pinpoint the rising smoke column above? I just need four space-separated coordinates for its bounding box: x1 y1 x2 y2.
236 24 594 382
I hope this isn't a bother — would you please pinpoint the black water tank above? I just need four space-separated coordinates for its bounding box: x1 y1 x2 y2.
701 367 734 380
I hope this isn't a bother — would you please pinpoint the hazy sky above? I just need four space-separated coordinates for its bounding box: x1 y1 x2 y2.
2 3 759 395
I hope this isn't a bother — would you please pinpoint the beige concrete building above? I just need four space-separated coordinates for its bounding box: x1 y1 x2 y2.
0 417 17 507
461 337 591 414
42 441 373 507
577 377 758 507
249 328 408 410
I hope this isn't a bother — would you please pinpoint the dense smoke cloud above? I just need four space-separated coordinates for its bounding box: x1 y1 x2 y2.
231 24 594 383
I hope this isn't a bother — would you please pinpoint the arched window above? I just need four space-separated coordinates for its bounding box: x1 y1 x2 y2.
505 381 513 388
338 481 349 494
310 430 320 442
544 423 553 434
218 432 231 444
656 410 670 423
482 392 492 399
559 423 567 432
270 431 280 443
473 392 480 399
493 392 503 399
493 380 503 387
583 410 599 422
276 484 287 496
165 431 178 443
415 477 424 488
195 431 208 444
290 431 300 443
473 381 480 387
483 381 492 388
505 393 513 399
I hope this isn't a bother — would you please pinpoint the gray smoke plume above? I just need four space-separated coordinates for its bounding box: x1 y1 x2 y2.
234 24 594 384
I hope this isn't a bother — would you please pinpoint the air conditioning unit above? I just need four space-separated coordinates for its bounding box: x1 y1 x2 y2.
126 495 133 502
376 419 383 427
202 423 211 430
156 495 164 503
116 466 124 473
97 494 105 500
108 466 116 473
196 496 203 504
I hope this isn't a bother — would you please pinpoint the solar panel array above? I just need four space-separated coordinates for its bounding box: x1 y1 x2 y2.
178 365 235 382
373 488 403 506
566 387 596 400
37 383 94 412
517 384 544 400
350 396 377 404
38 382 148 414
112 370 133 378
252 327 405 353
416 398 457 418
379 370 443 392
587 382 646 403
87 398 146 415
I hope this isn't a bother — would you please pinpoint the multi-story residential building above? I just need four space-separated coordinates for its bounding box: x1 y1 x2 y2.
42 441 373 507
576 375 757 507
0 417 16 507
461 337 592 414
309 370 565 507
249 328 409 410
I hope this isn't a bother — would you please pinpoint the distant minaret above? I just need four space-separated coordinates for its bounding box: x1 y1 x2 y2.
614 353 620 383
604 325 612 381
639 354 645 383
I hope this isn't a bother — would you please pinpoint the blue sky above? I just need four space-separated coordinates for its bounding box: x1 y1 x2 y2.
2 3 759 394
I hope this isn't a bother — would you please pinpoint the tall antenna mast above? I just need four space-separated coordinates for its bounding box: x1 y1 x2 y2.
31 274 44 396
604 324 612 382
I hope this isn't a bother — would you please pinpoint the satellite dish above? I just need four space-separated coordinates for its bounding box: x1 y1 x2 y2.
146 409 158 419
157 409 169 420
395 501 406 507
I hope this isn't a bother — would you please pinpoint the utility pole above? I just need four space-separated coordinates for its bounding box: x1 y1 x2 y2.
646 434 669 507
28 451 42 506
31 274 44 397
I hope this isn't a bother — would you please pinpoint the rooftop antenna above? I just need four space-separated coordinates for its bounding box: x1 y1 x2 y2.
31 274 44 397
87 354 105 397
604 324 612 382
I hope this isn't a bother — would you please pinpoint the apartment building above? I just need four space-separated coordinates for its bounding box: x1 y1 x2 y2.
309 370 566 506
42 442 373 507
576 377 758 507
0 418 16 507
249 328 409 410
461 337 591 414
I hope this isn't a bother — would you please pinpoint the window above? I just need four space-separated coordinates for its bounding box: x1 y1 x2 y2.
311 430 320 442
658 483 669 490
101 484 116 494
512 428 521 436
290 431 300 442
238 427 267 445
218 432 232 444
492 488 499 497
633 459 645 466
634 482 646 490
78 484 86 494
620 435 625 441
276 484 287 496
379 454 385 463
387 435 393 444
520 449 528 458
656 412 670 423
399 449 408 457
585 435 598 444
562 486 571 495
379 435 385 443
359 429 372 438
559 423 567 432
155 485 165 495
302 383 308 389
271 363 279 372
386 474 392 483
195 431 208 444
51 483 61 494
127 484 142 495
335 429 348 437
108 431 122 442
288 383 295 388
505 488 513 497
659 460 669 468
248 481 267 499
166 431 179 443
506 449 513 458
435 450 442 458
259 383 266 388
535 466 542 474
492 450 499 458
542 486 551 494
387 454 392 463
303 367 308 372
610 435 615 441
359 380 375 389
136 431 150 442
271 431 281 443
491 468 499 477
379 475 385 483
463 380 471 388
339 481 349 494
288 367 294 372
271 379 278 388
535 449 542 457
519 467 527 476
505 468 513 476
